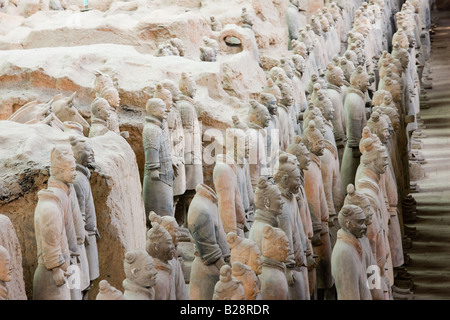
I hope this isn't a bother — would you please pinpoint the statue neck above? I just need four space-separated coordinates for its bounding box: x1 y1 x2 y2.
154 257 172 274
76 163 91 180
254 209 279 227
48 177 70 195
123 278 154 299
261 256 286 272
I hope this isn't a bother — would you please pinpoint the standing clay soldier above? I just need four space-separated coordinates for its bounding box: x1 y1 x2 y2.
344 184 388 300
259 92 281 176
88 97 111 138
178 73 203 219
146 222 177 300
260 225 290 300
213 153 246 237
331 205 372 300
162 79 186 217
249 177 284 251
69 136 100 298
142 98 174 220
302 121 334 299
100 86 121 135
122 249 158 300
326 63 347 164
0 246 12 300
33 146 74 300
341 66 370 190
213 265 246 300
96 280 126 300
148 212 188 299
187 184 230 300
231 261 261 300
225 128 254 232
246 100 270 187
274 153 309 299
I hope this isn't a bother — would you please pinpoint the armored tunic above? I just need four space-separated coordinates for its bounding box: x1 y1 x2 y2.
142 115 174 217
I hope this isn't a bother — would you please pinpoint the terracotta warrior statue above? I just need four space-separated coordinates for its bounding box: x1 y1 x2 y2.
355 137 394 289
331 205 372 300
99 85 128 138
225 128 254 233
286 136 318 296
213 264 246 300
142 98 174 220
96 280 126 300
246 99 270 188
273 153 309 299
213 152 246 237
148 212 188 299
326 62 347 164
249 176 284 252
162 79 186 220
69 136 100 298
344 184 388 300
146 222 177 300
178 72 203 222
88 97 111 138
187 183 231 300
340 65 370 190
122 249 158 300
33 146 74 300
302 120 334 299
259 225 290 300
231 261 261 300
0 246 12 300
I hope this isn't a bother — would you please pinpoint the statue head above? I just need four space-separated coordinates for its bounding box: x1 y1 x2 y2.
162 79 180 102
316 92 334 121
213 265 246 300
179 72 197 98
304 112 326 138
232 115 248 131
274 153 301 195
292 40 307 58
93 70 114 95
248 99 270 128
0 246 12 283
292 54 306 75
100 86 120 109
153 83 173 111
261 225 289 262
344 184 373 227
277 81 294 107
367 111 390 144
302 120 325 156
286 136 310 171
350 66 370 92
326 62 345 87
90 97 111 122
258 92 278 116
123 249 157 288
96 280 126 300
69 135 95 168
338 204 367 239
263 78 282 102
340 56 355 82
149 211 181 247
360 138 389 175
372 89 391 106
254 176 284 215
145 98 168 121
146 222 176 263
50 145 77 184
227 232 262 275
